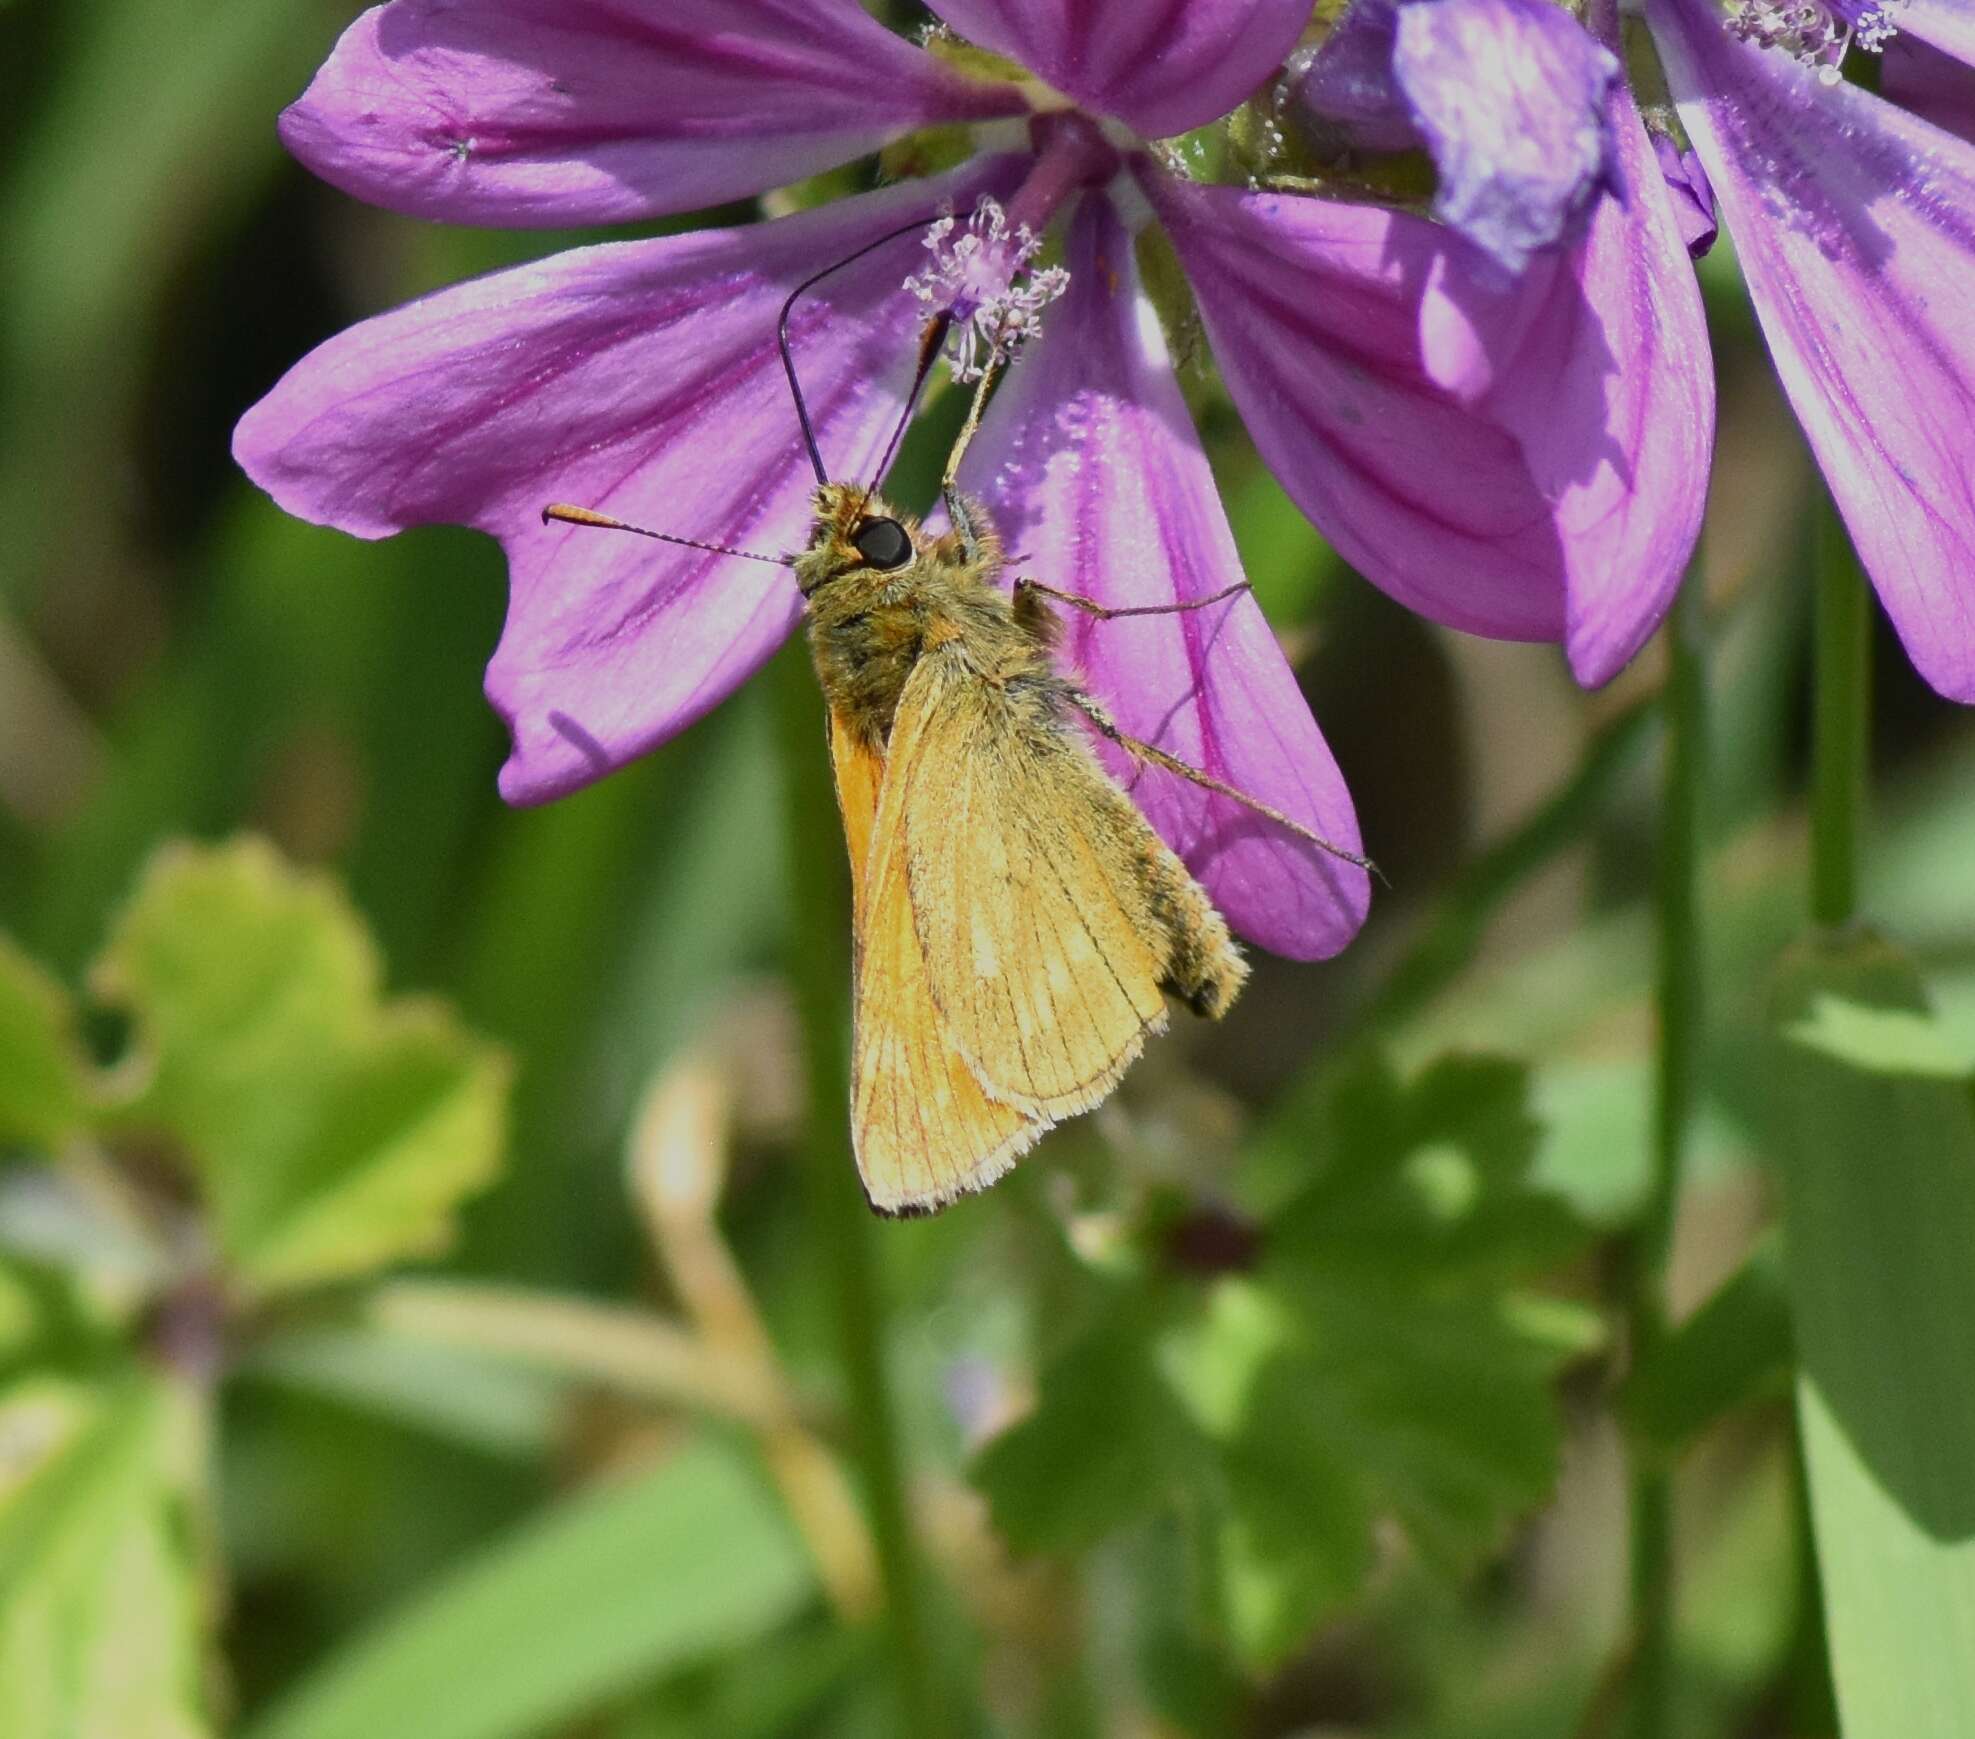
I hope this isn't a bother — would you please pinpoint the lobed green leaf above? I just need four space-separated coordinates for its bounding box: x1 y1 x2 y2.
973 1051 1597 1667
89 839 509 1296
0 936 89 1151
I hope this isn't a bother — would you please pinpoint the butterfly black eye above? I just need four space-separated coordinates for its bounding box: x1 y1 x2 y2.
852 517 913 571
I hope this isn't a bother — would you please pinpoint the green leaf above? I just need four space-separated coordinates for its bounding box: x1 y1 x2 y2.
1244 1056 1599 1656
1165 1273 1595 1667
0 936 88 1149
0 1373 210 1739
244 1439 815 1739
973 1052 1597 1668
1164 1283 1376 1662
89 839 509 1296
1266 1054 1586 1284
1769 934 1975 1739
973 1289 1209 1556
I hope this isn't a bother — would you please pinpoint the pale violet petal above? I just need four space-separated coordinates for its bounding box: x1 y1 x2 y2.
1393 0 1623 274
282 0 1025 227
235 162 1024 801
925 0 1309 137
1651 0 1975 700
1884 33 1975 145
1145 148 1710 685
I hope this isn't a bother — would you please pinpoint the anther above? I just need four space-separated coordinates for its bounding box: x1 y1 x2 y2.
903 198 1071 383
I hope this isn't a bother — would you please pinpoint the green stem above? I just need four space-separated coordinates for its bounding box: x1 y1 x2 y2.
1626 564 1708 1739
769 645 943 1739
1810 501 1870 928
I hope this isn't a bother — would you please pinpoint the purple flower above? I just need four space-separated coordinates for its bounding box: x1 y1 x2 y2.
233 0 1705 956
1642 0 1975 701
1296 0 1975 704
1291 0 1625 275
1207 32 1713 685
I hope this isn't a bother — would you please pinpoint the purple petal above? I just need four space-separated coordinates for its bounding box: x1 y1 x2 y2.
1144 136 1710 685
925 0 1309 138
281 0 1025 228
1529 82 1714 683
1884 34 1975 146
1650 0 1975 701
1653 133 1720 256
955 196 1369 959
1290 0 1422 154
1392 0 1622 274
235 162 1023 802
1899 0 1975 68
1145 171 1556 643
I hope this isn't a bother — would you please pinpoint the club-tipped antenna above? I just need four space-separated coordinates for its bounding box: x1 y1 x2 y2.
777 210 957 490
541 504 793 567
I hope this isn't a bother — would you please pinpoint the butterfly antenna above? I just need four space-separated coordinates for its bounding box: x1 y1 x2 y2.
541 504 794 567
872 313 953 491
777 210 960 490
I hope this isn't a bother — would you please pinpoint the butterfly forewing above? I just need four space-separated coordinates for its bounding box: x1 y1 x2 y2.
831 710 1042 1214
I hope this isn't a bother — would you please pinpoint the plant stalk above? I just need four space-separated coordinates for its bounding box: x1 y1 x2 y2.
769 645 944 1739
1810 501 1870 928
1626 563 1708 1738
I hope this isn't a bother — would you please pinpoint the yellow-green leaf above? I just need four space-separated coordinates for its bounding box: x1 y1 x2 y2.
90 839 509 1296
0 935 89 1150
0 1373 210 1739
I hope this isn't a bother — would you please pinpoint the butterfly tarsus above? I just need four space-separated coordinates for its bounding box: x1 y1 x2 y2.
1063 689 1385 883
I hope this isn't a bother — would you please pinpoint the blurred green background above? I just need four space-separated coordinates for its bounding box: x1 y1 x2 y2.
4 3 1974 1737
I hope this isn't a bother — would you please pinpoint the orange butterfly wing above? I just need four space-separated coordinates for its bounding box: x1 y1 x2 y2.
828 709 1041 1215
888 653 1174 1122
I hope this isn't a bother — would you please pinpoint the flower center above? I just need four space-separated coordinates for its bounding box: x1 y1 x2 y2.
904 199 1070 382
1727 0 1902 83
902 114 1117 383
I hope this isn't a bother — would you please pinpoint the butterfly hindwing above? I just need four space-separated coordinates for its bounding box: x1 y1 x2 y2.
886 649 1179 1122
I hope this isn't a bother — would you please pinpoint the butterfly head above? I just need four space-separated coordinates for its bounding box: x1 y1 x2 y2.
796 483 926 599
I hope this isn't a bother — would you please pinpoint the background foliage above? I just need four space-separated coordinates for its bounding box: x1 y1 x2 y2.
2 2 1973 1736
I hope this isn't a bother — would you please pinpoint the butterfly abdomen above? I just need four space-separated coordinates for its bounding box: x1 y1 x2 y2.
1144 853 1247 1018
1090 774 1247 1020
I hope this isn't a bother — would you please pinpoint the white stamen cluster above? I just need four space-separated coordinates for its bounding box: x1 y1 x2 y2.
905 199 1071 383
1727 0 1902 84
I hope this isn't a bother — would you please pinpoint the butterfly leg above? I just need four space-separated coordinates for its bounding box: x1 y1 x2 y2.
1063 689 1383 879
1014 579 1252 620
939 355 1008 561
